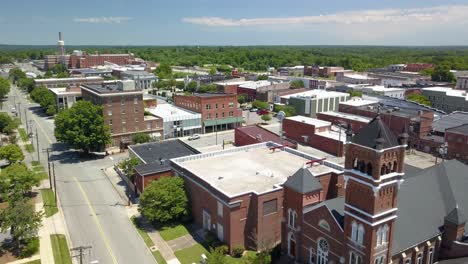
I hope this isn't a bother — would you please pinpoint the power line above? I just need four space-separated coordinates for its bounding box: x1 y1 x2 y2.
70 245 92 264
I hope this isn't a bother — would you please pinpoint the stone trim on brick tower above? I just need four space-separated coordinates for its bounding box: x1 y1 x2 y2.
342 115 408 264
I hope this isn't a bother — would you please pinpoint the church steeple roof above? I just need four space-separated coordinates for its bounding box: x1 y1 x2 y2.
351 115 399 149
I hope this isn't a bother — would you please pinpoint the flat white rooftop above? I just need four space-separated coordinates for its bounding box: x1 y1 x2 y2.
423 87 468 99
35 76 103 82
344 74 377 80
340 98 377 107
172 143 341 197
281 89 349 99
238 80 272 90
316 125 347 142
286 116 331 128
48 87 81 95
147 104 201 122
362 85 404 92
320 111 371 123
214 80 253 86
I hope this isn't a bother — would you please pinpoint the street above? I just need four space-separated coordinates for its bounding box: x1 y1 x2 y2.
7 84 156 264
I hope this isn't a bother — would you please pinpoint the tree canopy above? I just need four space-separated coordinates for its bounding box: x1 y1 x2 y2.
0 77 11 98
30 86 57 115
431 65 455 83
407 94 432 106
138 176 188 224
54 100 111 153
0 163 40 199
290 80 304 89
0 144 24 163
252 100 269 110
0 112 20 134
132 133 151 144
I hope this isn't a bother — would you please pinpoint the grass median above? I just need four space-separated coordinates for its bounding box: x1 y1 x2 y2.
50 234 72 264
19 128 29 142
41 189 58 217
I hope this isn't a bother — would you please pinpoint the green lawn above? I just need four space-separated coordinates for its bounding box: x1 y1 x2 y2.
153 250 167 264
25 144 34 153
159 224 189 241
36 172 48 180
226 251 257 263
50 234 72 264
131 216 154 247
33 166 44 172
19 128 29 142
24 260 41 264
41 189 58 217
31 161 41 166
174 243 209 264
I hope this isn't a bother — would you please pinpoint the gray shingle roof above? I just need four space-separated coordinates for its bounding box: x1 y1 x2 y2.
391 160 468 255
351 115 400 149
445 207 466 225
284 167 323 194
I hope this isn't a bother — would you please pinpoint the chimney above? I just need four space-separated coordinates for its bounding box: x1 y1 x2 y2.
398 126 409 145
345 123 353 142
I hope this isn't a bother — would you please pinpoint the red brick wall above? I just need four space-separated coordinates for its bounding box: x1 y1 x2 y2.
134 170 173 194
316 112 369 133
283 119 316 144
237 87 257 101
446 131 468 161
174 94 241 124
234 128 262 146
69 54 134 68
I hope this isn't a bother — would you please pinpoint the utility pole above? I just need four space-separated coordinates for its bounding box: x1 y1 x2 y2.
36 127 40 162
17 102 21 122
70 245 92 264
52 162 57 204
25 109 29 132
43 148 52 189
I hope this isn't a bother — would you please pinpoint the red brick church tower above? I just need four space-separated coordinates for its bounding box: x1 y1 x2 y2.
343 116 408 264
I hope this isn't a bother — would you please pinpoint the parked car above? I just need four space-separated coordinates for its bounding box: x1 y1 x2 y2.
257 109 269 115
249 108 258 112
188 134 201 140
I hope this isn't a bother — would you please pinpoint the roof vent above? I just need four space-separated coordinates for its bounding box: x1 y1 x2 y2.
367 106 373 110
393 107 400 111
218 176 224 180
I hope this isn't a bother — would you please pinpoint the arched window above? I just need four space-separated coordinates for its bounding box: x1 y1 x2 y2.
350 251 363 264
357 224 365 245
351 221 358 242
381 165 386 175
428 248 434 264
404 258 411 264
386 162 392 174
319 220 330 232
376 224 389 246
358 161 366 173
366 162 373 175
374 256 385 264
288 209 297 229
317 239 329 264
382 225 388 244
417 253 423 264
393 161 398 172
353 158 358 169
288 232 296 258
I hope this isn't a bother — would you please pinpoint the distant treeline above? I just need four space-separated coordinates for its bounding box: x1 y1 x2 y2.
2 45 468 72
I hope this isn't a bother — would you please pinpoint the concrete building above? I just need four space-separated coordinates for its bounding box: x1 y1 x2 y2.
146 104 202 139
234 125 297 148
360 85 405 99
281 90 349 117
281 115 468 264
170 142 344 253
44 54 70 70
215 80 253 94
69 68 113 77
387 64 406 71
173 93 243 132
422 87 468 113
34 76 104 88
129 139 199 195
336 72 380 85
121 70 158 89
235 80 291 103
367 71 428 87
48 87 82 110
455 76 468 90
81 80 163 148
279 66 305 76
283 116 347 156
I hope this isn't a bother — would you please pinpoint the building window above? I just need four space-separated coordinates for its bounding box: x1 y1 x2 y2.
222 112 225 117
134 106 139 113
207 113 211 120
404 258 411 264
288 232 296 258
351 221 365 245
122 126 127 133
135 118 139 123
147 123 151 130
215 103 218 109
428 248 434 264
134 97 138 104
357 224 364 245
229 102 234 108
317 239 329 264
263 199 277 216
376 224 389 246
217 201 223 218
309 248 315 264
206 104 211 110
122 119 126 125
135 126 139 132
109 120 112 125
108 110 112 116
350 251 363 264
107 98 112 106
222 103 225 109
122 109 126 114
318 220 330 232
374 256 385 264
215 113 218 119
417 253 423 264
229 111 233 117
121 96 125 105
288 209 297 229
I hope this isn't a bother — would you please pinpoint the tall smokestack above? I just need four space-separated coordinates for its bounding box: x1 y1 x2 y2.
57 32 65 57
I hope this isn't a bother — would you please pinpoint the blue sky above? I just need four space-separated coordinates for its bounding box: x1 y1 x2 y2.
1 0 468 45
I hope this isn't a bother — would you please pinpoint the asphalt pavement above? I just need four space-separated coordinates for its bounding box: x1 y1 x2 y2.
7 84 156 264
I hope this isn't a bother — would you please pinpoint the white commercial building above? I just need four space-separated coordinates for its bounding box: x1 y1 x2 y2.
147 104 202 138
360 85 405 99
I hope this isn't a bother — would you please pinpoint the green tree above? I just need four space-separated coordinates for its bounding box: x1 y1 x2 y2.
0 163 40 199
176 81 185 90
261 114 272 123
138 177 188 224
273 105 295 117
132 133 151 144
30 86 57 115
0 77 11 98
0 112 20 134
0 198 43 251
17 78 34 93
154 63 172 79
257 75 268 80
431 65 455 82
0 144 24 163
407 94 432 106
252 100 269 110
206 247 227 264
186 81 198 92
56 71 69 78
54 101 111 153
237 94 247 104
51 63 67 74
8 68 26 84
290 80 304 89
349 90 363 98
209 67 217 75
118 157 141 179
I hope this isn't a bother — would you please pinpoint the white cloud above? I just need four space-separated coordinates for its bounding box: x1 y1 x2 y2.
73 17 132 24
182 5 468 27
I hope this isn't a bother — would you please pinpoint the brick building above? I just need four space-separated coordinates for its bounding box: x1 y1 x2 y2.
173 93 243 133
234 125 297 148
316 111 371 133
81 80 163 148
283 116 347 156
69 53 135 69
281 115 468 264
445 124 468 163
170 142 344 253
34 76 104 88
404 63 434 72
128 139 199 194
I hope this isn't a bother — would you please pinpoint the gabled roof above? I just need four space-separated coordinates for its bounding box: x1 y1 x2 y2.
351 115 399 149
284 167 322 194
392 160 468 255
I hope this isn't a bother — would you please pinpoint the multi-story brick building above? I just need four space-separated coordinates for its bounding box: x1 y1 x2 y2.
81 80 163 148
422 87 468 113
69 53 135 69
170 142 344 253
404 63 434 72
445 124 468 162
234 125 296 148
34 76 104 88
173 93 243 132
281 115 468 264
316 111 371 133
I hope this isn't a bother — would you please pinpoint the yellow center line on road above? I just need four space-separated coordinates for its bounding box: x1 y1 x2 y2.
73 176 119 264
